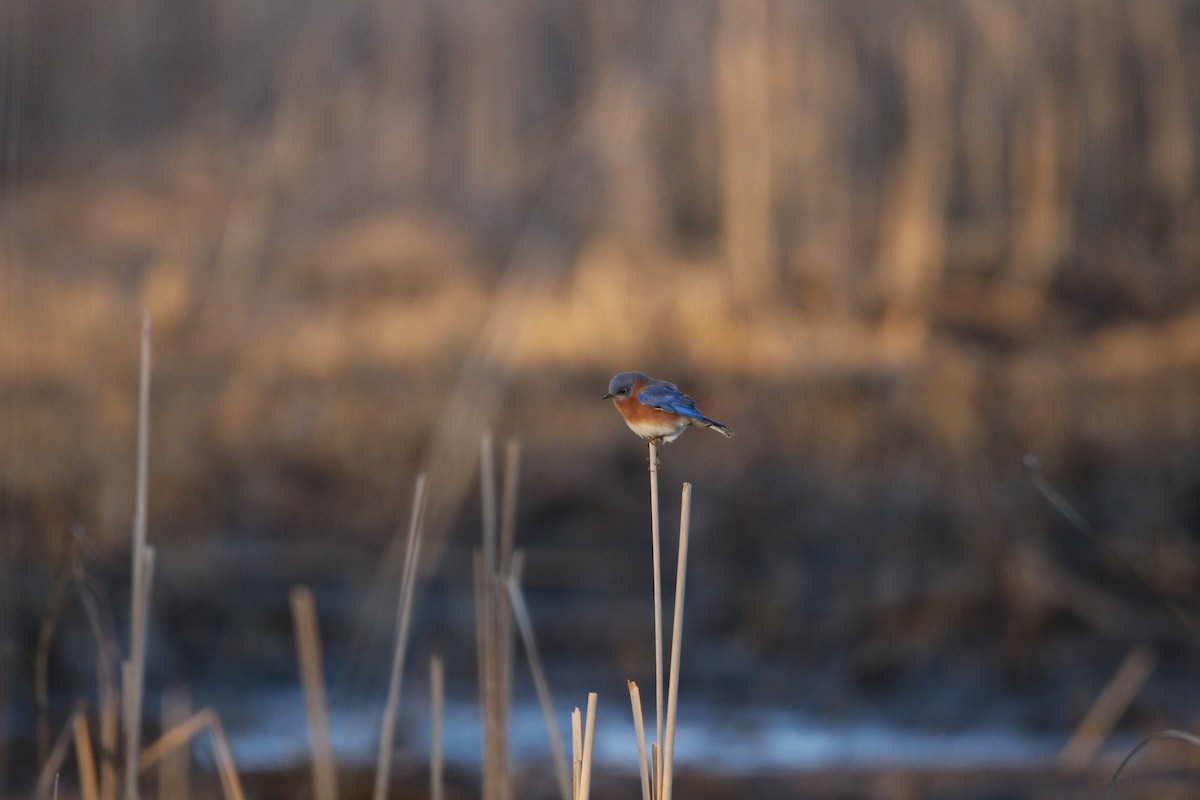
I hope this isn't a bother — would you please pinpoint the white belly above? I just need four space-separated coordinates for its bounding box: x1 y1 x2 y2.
625 416 688 442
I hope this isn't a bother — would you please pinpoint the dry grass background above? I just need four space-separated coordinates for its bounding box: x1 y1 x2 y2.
4 0 1200 795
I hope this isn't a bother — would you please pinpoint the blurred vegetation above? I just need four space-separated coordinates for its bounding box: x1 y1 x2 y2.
4 0 1200 756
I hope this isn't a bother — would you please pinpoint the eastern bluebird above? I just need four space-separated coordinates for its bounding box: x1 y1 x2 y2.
603 371 734 444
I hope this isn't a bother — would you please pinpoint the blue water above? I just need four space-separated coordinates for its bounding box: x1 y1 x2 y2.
217 689 1071 774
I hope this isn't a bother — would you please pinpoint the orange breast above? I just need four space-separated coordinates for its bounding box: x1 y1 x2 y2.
614 389 689 440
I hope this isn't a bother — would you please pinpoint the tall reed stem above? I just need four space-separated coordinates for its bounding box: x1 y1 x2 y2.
627 681 651 800
124 311 152 800
507 575 572 800
373 475 428 800
647 438 663 799
475 433 517 800
74 710 99 800
660 483 692 800
577 693 598 800
138 709 246 800
430 654 444 800
290 586 338 800
158 686 192 800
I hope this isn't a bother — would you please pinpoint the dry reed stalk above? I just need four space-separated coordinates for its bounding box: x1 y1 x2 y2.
122 546 154 800
570 708 581 799
626 682 651 800
506 573 572 800
478 438 501 800
77 577 120 800
73 710 99 800
475 434 517 800
187 714 245 800
659 483 692 800
132 310 150 581
373 475 429 800
576 694 597 800
430 654 444 800
1059 645 1157 772
499 441 520 577
484 568 504 798
100 692 119 800
498 442 520 751
124 311 152 800
138 709 245 800
137 713 208 770
474 551 510 800
481 434 498 584
497 442 520 794
290 586 339 800
158 687 191 800
98 645 120 800
37 703 86 799
646 438 664 800
650 744 660 798
472 553 491 795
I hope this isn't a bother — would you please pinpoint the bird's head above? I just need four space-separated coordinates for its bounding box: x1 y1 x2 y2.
603 371 646 403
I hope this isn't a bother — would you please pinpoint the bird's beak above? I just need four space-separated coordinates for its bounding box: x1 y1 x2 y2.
602 392 615 399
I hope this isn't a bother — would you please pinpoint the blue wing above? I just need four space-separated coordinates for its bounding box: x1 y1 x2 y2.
637 383 706 420
637 380 734 437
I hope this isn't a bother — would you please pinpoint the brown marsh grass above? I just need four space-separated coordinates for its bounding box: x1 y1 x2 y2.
6 1 1200 797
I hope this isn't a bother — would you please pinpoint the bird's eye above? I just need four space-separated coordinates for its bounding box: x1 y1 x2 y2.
618 388 628 394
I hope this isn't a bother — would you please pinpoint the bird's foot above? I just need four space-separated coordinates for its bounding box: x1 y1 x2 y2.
647 437 663 467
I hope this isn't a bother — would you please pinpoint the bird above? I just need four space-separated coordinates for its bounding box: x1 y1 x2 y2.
603 371 733 444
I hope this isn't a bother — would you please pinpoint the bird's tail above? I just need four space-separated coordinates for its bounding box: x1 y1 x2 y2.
701 417 734 437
